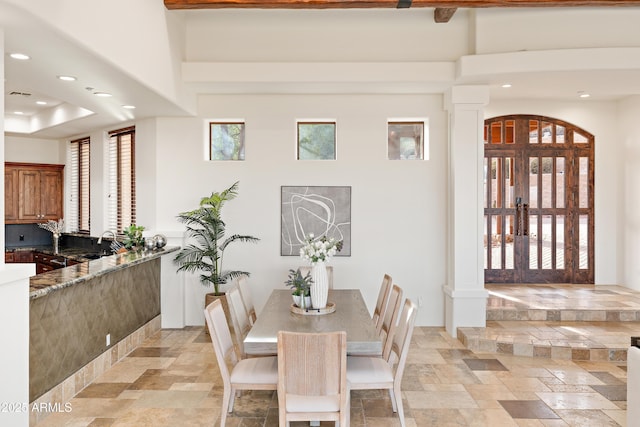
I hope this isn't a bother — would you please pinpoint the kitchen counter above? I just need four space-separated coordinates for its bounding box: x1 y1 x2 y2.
29 246 178 300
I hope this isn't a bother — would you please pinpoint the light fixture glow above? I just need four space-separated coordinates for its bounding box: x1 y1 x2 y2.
57 75 77 81
501 83 512 88
36 101 47 105
94 92 112 97
10 53 30 60
579 93 590 98
122 105 136 109
14 111 24 115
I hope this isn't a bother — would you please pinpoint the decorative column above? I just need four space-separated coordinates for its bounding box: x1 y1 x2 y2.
443 85 489 337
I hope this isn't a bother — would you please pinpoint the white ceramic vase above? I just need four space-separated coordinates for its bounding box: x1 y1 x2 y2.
310 260 329 309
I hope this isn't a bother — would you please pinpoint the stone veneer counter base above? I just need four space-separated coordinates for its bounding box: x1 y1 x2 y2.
29 247 177 402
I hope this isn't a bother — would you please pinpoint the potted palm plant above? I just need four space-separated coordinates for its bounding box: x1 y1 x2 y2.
174 181 259 327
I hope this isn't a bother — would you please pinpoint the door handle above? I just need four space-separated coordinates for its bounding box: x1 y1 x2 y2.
515 202 522 236
522 203 529 236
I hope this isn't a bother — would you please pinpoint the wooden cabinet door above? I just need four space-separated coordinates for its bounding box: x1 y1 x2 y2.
18 169 42 221
5 168 18 222
5 162 64 224
40 169 63 220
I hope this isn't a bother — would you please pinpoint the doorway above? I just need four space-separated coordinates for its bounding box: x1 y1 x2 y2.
483 115 594 284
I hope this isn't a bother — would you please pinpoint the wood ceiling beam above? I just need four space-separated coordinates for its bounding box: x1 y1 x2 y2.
434 7 457 22
165 0 640 9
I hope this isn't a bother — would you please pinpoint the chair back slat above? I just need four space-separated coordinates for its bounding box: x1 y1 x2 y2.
226 283 252 358
237 275 257 325
380 284 403 360
373 274 392 333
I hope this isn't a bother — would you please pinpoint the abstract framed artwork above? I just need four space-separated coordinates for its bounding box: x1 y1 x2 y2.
281 186 351 256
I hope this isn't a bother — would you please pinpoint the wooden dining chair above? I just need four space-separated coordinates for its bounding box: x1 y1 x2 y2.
380 284 403 359
298 265 334 289
277 330 349 427
347 298 418 427
237 275 257 325
373 274 392 334
226 282 253 358
204 299 278 427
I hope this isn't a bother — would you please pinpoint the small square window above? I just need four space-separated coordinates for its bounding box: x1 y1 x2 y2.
388 121 425 160
210 122 245 160
297 122 336 160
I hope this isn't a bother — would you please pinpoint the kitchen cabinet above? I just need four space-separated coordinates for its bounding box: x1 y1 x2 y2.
5 162 64 224
33 251 67 274
5 250 34 264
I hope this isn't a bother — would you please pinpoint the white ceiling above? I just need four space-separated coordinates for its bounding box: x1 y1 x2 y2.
4 5 640 140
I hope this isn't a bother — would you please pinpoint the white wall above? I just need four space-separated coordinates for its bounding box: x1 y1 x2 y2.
475 8 640 54
485 99 620 285
617 96 640 290
147 94 448 327
5 135 64 164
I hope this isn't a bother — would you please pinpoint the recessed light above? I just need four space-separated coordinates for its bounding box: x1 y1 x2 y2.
9 53 30 60
122 105 136 109
579 93 590 98
14 111 24 115
36 101 47 105
94 92 112 97
501 83 512 88
57 75 77 81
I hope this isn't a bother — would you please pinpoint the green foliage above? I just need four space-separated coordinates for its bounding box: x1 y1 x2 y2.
211 123 245 160
123 224 145 250
284 268 313 297
298 123 335 160
173 181 259 295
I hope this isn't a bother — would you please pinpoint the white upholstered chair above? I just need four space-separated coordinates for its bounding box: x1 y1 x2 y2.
237 275 257 325
277 330 349 427
204 299 277 427
373 274 392 334
298 265 334 289
347 299 418 427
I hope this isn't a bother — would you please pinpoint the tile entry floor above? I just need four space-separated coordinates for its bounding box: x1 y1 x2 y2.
35 324 629 426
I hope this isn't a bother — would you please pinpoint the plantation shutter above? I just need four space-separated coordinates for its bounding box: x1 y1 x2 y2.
107 126 136 234
69 137 90 233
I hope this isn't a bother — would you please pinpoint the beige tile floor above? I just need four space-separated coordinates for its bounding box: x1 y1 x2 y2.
35 324 628 426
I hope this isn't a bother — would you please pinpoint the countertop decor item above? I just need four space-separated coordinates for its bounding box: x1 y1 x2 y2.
38 219 64 254
300 233 343 309
123 224 145 251
284 268 312 309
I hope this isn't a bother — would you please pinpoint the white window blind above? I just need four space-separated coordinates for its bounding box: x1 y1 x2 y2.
107 127 136 234
69 137 90 233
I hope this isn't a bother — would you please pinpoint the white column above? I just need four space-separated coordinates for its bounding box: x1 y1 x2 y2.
443 86 489 337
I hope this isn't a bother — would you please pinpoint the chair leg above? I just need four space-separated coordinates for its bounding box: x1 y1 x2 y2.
394 384 406 427
228 387 236 413
220 388 231 426
388 388 398 412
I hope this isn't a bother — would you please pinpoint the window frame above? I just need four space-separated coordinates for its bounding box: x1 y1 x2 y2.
208 120 246 161
296 120 337 160
387 118 429 161
69 137 91 234
107 126 136 235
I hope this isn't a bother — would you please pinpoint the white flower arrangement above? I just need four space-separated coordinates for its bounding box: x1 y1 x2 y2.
299 233 343 264
37 219 64 237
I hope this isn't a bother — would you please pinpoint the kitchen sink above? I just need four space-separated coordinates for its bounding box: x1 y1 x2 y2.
83 253 110 260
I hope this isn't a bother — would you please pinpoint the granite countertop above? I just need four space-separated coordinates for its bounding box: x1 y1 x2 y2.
29 246 179 300
7 245 105 262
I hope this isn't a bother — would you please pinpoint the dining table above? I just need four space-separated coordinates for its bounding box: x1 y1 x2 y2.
243 288 382 357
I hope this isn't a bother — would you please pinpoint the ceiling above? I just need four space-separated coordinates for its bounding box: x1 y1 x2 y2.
4 3 640 140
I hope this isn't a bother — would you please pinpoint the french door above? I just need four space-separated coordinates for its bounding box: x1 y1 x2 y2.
484 116 594 284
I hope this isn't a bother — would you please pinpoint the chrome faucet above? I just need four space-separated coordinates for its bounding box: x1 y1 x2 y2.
97 230 117 245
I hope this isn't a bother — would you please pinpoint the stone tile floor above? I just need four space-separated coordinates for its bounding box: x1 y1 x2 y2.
35 324 628 426
32 285 640 427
